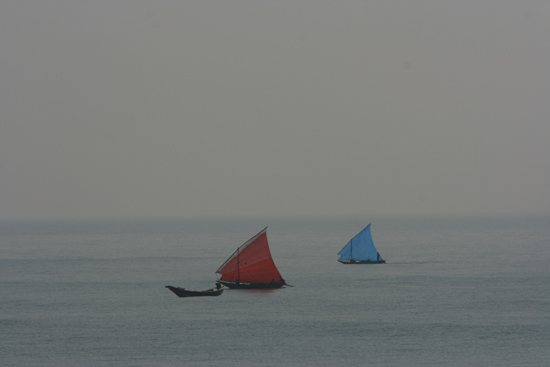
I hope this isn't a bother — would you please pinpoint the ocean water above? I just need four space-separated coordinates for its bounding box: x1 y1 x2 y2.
1 215 549 367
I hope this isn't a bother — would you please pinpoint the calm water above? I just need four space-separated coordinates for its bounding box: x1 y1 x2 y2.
1 215 549 367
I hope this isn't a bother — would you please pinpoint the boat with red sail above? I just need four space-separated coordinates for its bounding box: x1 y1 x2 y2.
215 227 287 289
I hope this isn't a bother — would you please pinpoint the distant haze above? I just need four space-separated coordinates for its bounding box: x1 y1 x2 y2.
1 1 549 221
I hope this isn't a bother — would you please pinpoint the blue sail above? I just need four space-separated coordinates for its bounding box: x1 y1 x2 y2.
337 224 385 264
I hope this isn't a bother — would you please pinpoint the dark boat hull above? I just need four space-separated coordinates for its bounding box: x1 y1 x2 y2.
337 259 386 264
218 280 284 289
165 285 223 297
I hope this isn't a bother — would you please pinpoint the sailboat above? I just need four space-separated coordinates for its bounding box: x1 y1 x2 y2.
215 226 287 289
337 223 386 264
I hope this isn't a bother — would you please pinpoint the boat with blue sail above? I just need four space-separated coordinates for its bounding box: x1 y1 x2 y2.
337 223 386 264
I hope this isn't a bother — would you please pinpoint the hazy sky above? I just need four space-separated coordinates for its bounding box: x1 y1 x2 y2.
1 1 549 221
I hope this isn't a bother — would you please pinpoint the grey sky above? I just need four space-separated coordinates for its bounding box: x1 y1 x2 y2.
1 1 549 221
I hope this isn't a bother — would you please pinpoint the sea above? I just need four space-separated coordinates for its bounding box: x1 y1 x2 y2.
1 214 549 367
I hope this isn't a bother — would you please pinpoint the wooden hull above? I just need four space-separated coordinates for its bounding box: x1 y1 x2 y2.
218 280 284 289
337 259 386 264
165 285 223 297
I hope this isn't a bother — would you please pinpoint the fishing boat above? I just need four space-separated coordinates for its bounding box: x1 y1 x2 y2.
337 223 386 264
165 285 223 297
215 227 287 289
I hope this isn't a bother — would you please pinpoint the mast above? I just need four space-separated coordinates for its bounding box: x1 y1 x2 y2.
237 247 240 282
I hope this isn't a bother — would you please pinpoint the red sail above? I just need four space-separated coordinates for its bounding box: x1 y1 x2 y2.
216 227 282 284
